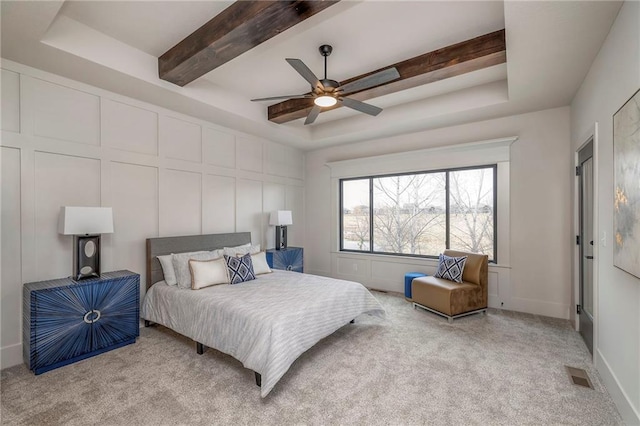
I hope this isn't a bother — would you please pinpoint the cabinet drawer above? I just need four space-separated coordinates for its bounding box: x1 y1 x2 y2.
31 285 93 369
91 276 140 351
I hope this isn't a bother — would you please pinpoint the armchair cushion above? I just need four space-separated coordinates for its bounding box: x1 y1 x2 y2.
412 276 479 316
445 249 487 287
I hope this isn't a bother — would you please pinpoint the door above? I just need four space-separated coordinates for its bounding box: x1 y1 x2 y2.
91 274 140 351
578 140 594 354
33 284 93 370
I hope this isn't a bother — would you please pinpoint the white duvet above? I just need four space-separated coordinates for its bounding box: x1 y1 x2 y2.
141 270 385 397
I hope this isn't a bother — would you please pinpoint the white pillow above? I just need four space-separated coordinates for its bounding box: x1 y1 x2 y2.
223 243 260 257
189 258 229 289
157 254 178 286
250 251 272 275
172 250 223 289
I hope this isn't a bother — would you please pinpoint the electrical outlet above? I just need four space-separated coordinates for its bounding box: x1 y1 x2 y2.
353 263 358 272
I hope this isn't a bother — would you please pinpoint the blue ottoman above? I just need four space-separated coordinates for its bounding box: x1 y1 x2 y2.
405 272 427 300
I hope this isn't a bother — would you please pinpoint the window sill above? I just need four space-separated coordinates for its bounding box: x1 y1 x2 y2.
332 250 511 269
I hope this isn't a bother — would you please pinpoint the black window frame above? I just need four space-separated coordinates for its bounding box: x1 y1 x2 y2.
339 164 498 262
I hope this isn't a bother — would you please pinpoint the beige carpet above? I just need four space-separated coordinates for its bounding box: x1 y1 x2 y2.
1 292 623 425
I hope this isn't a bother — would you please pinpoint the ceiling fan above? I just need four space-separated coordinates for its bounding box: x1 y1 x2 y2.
251 45 401 125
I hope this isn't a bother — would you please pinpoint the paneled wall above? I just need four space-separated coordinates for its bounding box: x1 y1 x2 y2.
0 60 305 369
321 139 513 311
305 107 572 319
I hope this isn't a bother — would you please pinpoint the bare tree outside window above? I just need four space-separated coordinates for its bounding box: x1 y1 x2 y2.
340 165 496 260
341 180 370 250
372 174 445 255
449 169 495 258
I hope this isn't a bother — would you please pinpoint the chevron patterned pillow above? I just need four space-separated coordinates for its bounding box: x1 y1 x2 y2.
434 253 468 283
224 253 256 284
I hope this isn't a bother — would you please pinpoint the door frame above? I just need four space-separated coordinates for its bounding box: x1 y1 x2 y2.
573 122 599 363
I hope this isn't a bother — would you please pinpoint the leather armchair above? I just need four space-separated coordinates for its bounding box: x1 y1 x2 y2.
411 249 488 322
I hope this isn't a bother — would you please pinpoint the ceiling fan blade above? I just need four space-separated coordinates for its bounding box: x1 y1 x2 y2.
251 94 314 102
286 58 322 90
339 97 383 116
338 67 401 95
304 105 322 125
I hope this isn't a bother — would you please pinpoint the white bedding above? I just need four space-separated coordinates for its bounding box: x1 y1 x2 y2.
141 270 385 397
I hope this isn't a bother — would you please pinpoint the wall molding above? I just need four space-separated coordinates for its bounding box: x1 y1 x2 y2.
509 296 570 320
331 252 513 310
0 59 306 370
326 136 517 178
596 349 640 425
0 343 22 370
324 136 515 300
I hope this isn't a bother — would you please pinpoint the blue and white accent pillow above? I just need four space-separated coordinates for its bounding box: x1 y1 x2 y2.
434 254 468 283
224 253 256 284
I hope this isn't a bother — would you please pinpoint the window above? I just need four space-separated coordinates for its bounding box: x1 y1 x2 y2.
340 165 496 261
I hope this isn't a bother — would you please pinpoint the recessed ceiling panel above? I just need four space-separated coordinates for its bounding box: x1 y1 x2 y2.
61 1 233 56
0 0 623 150
206 1 505 103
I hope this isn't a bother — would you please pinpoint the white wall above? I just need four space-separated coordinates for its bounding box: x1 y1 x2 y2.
305 107 572 318
0 60 305 369
323 138 514 311
570 1 640 423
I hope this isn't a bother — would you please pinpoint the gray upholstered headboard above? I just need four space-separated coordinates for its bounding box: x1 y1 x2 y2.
146 232 252 290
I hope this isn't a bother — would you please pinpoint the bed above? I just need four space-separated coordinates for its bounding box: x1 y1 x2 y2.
141 233 385 397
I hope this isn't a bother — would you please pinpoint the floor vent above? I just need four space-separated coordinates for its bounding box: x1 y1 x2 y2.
565 366 594 389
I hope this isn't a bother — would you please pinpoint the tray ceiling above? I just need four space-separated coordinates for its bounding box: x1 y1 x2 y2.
0 1 622 150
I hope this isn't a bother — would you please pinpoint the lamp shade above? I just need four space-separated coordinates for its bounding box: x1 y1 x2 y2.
58 206 114 235
269 210 292 226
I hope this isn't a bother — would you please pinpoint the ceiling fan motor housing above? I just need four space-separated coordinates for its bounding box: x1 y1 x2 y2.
318 79 339 94
251 43 398 125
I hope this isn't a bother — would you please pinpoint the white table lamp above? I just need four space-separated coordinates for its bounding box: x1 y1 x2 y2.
59 206 114 280
269 210 292 250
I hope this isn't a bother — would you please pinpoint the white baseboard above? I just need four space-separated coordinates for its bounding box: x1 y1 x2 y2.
1 343 23 370
509 296 569 319
329 266 568 319
596 349 640 425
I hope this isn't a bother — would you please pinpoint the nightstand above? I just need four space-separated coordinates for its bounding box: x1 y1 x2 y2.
265 247 303 273
23 270 140 375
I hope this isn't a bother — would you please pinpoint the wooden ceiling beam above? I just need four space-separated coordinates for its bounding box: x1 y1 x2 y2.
267 29 506 124
159 0 340 87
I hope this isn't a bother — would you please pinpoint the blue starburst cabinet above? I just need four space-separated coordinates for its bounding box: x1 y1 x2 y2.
265 247 303 273
23 270 140 375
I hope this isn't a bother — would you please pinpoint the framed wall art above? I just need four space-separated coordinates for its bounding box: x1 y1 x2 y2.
613 88 640 279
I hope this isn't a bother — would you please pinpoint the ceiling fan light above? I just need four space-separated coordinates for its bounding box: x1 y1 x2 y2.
314 95 337 107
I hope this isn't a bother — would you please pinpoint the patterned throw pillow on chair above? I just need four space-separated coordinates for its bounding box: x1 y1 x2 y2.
434 254 468 283
224 253 256 284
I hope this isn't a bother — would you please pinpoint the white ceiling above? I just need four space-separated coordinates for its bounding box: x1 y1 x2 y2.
0 1 622 151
